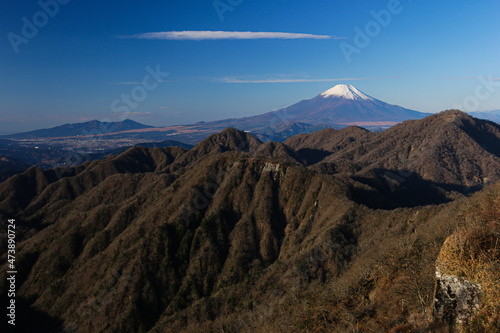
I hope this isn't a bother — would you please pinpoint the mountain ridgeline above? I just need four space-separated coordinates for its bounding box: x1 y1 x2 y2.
2 119 153 140
1 110 500 332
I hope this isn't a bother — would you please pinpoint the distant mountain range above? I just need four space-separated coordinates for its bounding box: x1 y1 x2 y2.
468 109 500 123
1 85 429 143
2 119 152 139
4 87 499 145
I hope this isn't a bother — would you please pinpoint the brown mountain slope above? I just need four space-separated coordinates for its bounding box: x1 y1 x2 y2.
185 127 262 156
284 126 371 152
1 115 499 332
167 127 262 171
0 146 188 218
301 111 500 190
284 126 372 166
0 143 352 332
253 141 304 164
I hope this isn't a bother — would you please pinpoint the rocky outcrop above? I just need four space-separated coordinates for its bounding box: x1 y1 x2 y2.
433 267 482 326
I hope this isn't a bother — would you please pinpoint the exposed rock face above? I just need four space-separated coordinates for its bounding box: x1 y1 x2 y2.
433 267 482 326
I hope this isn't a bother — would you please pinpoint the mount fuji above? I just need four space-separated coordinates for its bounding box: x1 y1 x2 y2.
195 84 429 140
261 84 428 127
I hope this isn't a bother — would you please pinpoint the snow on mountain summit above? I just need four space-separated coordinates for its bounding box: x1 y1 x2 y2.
320 84 374 101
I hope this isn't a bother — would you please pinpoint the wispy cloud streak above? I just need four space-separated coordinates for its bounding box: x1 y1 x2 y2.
213 76 401 83
123 31 339 40
112 81 168 85
444 76 500 81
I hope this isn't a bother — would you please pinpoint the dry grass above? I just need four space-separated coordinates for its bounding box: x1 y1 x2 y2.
438 191 500 332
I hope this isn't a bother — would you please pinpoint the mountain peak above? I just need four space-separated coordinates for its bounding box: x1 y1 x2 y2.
320 84 374 101
192 127 262 154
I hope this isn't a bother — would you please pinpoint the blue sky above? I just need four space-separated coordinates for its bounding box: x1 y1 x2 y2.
1 0 499 134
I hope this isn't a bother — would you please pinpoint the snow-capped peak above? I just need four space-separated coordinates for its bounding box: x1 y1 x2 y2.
320 84 374 101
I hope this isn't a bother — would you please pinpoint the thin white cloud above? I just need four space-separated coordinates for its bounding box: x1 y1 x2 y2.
123 31 338 40
213 76 401 83
127 112 152 115
444 76 500 81
114 81 143 85
112 80 168 85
